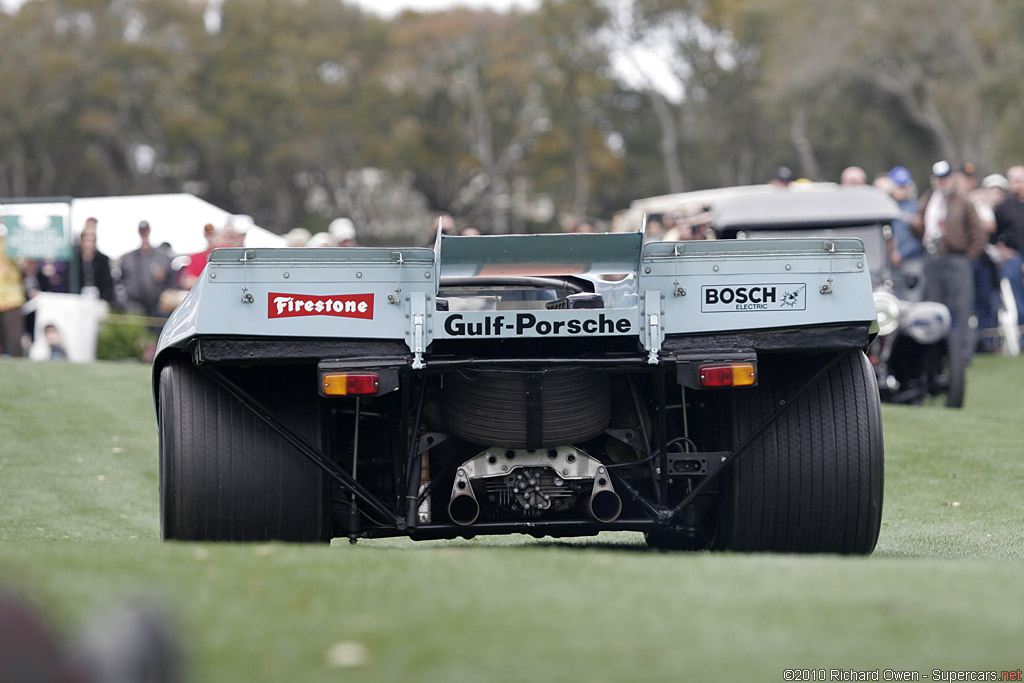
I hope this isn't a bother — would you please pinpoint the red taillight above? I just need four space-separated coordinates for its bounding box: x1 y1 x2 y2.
322 372 380 396
698 363 756 388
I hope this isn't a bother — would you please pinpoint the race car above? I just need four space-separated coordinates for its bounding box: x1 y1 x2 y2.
153 228 884 553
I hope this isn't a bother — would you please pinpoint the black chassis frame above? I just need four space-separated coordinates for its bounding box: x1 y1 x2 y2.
171 322 871 542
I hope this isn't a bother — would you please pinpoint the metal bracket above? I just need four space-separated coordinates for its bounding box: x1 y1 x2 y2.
821 240 835 295
409 291 427 369
666 451 729 478
672 244 685 297
240 249 255 303
413 432 446 526
642 289 664 365
416 432 449 456
455 446 611 481
605 428 644 450
389 251 404 305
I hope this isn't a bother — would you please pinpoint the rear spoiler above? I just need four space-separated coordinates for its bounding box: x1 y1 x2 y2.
155 234 876 369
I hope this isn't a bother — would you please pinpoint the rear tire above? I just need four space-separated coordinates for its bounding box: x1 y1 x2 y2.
713 350 883 554
159 357 328 542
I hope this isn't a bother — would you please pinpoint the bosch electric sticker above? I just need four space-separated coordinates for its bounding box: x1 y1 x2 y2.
442 312 632 337
701 284 806 312
268 293 374 319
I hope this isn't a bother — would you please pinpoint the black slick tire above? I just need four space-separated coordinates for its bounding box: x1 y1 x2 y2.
713 350 884 554
159 356 327 542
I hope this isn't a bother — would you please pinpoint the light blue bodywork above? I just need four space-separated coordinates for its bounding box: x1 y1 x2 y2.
156 232 876 368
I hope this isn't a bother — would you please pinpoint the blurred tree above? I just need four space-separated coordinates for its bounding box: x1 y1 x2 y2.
187 0 395 230
384 8 554 233
0 0 206 198
3 0 1023 239
521 0 623 226
602 0 783 190
721 0 1017 172
602 0 689 192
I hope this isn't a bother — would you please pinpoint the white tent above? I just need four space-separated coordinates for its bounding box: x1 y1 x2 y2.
71 193 285 261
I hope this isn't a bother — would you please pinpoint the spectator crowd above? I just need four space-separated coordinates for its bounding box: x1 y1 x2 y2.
870 161 1024 356
640 161 1024 357
0 211 382 358
3 162 1024 360
0 215 255 358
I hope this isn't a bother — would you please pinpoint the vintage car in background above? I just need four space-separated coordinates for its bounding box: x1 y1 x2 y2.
154 225 883 552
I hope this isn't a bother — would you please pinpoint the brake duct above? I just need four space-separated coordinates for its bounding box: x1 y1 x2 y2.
448 446 621 526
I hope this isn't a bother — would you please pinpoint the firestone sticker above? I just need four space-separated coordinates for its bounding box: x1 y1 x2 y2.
701 284 806 312
268 293 374 319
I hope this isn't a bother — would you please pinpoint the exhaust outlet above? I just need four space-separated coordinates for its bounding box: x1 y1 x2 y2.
448 469 480 526
589 489 622 523
446 447 623 525
588 466 621 523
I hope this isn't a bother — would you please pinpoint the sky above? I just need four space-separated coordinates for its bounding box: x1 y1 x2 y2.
351 0 540 16
0 0 541 14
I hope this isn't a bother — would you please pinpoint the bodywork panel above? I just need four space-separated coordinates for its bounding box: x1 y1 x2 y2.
155 234 876 367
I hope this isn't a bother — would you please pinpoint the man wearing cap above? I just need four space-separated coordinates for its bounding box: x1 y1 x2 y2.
912 161 987 361
993 165 1024 332
886 166 923 301
770 166 793 188
328 217 358 247
119 220 174 317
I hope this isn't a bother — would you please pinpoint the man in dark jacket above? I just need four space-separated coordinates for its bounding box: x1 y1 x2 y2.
120 220 173 317
993 165 1024 332
912 160 988 362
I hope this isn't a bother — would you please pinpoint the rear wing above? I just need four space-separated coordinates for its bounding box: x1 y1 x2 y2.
156 233 876 367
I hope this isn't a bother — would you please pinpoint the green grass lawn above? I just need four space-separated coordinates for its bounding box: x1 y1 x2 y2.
2 355 1023 682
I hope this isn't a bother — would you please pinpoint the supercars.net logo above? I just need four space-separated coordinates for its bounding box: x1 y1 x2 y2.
268 293 374 320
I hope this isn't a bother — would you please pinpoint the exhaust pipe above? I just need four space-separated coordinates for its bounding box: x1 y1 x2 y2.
448 470 480 526
588 468 622 523
589 489 622 523
447 452 623 525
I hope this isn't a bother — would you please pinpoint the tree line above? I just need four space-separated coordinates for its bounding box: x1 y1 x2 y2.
1 0 1021 244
